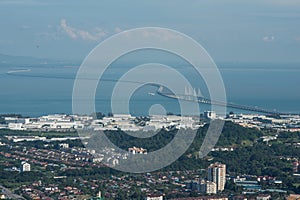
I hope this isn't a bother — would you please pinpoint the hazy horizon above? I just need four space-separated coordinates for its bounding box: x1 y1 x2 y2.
1 0 300 64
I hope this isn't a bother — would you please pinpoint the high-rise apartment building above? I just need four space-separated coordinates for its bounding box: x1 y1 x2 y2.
208 162 226 192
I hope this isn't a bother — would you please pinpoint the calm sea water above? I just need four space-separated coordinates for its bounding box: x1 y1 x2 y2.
0 62 299 117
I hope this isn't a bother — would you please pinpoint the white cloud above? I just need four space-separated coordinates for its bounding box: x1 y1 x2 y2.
60 21 183 42
20 25 30 29
224 0 300 6
114 27 123 33
0 0 60 6
60 19 77 39
263 36 275 42
295 36 300 42
141 28 183 41
36 31 60 41
60 19 107 41
262 0 300 6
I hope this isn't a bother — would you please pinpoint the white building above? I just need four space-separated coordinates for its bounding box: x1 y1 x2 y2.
128 147 147 154
256 194 271 200
8 136 47 143
8 123 25 130
59 143 69 149
208 162 226 192
20 161 31 172
23 122 43 129
200 180 217 194
145 194 163 200
204 111 217 119
39 114 70 122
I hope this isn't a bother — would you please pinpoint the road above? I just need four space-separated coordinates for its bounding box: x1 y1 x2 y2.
0 185 25 199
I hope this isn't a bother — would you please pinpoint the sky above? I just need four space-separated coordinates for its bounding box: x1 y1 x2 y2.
0 0 300 63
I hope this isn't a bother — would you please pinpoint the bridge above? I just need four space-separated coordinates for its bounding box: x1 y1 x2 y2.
5 70 295 116
156 86 290 116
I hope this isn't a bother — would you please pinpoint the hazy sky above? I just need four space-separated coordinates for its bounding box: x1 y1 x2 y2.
0 0 300 63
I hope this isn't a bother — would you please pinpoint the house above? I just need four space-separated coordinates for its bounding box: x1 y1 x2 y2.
20 161 31 172
146 194 164 200
256 194 271 200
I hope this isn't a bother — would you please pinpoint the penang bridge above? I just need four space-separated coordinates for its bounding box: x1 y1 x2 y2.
156 86 290 116
6 70 294 116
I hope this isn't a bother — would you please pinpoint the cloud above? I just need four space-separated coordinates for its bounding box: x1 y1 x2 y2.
295 36 300 42
60 21 182 42
60 19 107 41
0 0 60 6
114 27 123 33
262 36 275 42
141 28 183 41
262 0 300 6
60 19 77 39
20 25 30 30
36 31 60 41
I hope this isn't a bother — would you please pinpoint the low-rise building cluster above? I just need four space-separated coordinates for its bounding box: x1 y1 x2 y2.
0 113 204 132
225 113 300 132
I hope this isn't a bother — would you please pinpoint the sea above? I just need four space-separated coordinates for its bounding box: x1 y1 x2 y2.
0 59 300 117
